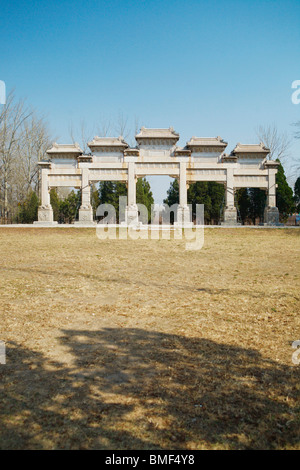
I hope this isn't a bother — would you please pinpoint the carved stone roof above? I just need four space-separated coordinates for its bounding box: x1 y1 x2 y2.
186 136 228 148
135 127 179 140
88 136 128 149
264 160 280 168
46 143 83 155
232 143 270 155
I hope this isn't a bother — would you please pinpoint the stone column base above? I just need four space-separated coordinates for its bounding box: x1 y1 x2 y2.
175 205 192 226
75 206 94 225
221 207 240 225
124 204 139 225
35 206 56 224
264 206 279 225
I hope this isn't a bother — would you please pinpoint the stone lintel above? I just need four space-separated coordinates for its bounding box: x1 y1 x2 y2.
77 154 93 163
124 148 140 157
174 148 191 157
38 160 52 168
222 154 238 163
263 160 280 169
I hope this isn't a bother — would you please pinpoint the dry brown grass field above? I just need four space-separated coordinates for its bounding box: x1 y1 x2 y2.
0 227 299 450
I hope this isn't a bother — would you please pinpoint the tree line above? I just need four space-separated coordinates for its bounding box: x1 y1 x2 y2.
0 90 52 223
163 162 298 225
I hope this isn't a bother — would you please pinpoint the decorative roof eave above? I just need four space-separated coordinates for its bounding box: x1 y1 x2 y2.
186 136 228 150
46 142 83 156
88 136 129 150
189 146 227 153
135 127 180 141
232 142 270 156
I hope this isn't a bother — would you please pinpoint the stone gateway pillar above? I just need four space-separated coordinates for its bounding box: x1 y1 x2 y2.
264 160 280 225
77 159 93 224
125 160 139 224
35 161 55 224
223 167 238 225
177 161 191 225
123 149 139 225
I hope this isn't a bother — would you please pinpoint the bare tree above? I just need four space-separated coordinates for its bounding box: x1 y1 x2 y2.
98 114 140 145
291 121 300 174
134 116 140 137
256 124 292 162
69 119 95 154
114 111 130 140
0 91 32 221
69 113 142 153
132 116 141 147
293 121 300 140
14 114 51 201
96 116 111 137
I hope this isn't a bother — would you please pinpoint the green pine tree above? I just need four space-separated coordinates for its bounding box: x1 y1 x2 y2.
18 191 39 224
50 188 60 221
188 182 212 224
276 160 295 222
164 180 225 224
236 188 251 224
164 179 179 206
248 188 266 224
98 182 127 222
58 190 81 224
136 178 154 222
99 179 154 222
207 182 225 224
294 177 300 213
91 184 101 218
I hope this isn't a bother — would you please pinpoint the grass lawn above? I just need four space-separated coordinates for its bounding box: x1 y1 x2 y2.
0 227 299 450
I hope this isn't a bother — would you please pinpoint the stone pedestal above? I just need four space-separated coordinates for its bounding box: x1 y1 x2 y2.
75 205 94 225
34 205 57 224
175 205 192 226
125 204 139 225
222 207 240 225
264 206 279 225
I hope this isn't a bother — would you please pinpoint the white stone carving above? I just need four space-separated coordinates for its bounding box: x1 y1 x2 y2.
36 128 279 226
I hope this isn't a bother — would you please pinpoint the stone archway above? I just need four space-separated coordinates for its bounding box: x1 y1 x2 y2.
36 128 279 226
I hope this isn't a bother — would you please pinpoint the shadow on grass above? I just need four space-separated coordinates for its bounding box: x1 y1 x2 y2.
1 328 299 449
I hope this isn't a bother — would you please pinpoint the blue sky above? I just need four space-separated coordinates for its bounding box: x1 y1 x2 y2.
1 0 300 202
